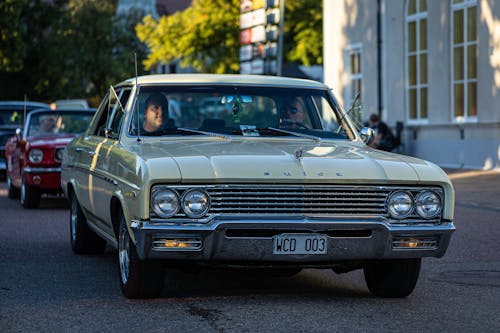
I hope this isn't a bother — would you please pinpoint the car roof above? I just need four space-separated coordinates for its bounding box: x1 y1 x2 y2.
117 74 327 90
28 108 95 115
0 101 50 110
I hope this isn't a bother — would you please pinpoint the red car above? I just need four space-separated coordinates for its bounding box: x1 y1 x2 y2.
5 108 95 208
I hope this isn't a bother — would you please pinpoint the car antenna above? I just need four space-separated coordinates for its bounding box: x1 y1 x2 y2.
134 52 141 143
23 94 27 128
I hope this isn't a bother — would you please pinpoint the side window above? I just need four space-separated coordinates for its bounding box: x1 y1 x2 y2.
90 92 110 137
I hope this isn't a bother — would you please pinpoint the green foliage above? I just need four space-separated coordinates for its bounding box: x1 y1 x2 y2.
137 0 240 73
284 0 323 66
0 0 147 106
1 0 323 104
0 0 27 72
137 0 322 73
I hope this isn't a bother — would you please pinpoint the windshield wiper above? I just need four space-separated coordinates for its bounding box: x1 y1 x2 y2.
176 127 230 140
266 127 322 143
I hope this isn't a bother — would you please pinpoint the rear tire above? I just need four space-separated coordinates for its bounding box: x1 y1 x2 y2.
363 258 421 298
20 175 40 208
118 211 164 299
70 191 106 254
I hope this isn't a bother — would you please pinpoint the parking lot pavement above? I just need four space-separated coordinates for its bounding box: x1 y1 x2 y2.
445 169 500 212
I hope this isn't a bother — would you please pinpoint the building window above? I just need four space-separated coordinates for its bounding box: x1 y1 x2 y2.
451 0 478 121
406 0 428 122
345 44 363 124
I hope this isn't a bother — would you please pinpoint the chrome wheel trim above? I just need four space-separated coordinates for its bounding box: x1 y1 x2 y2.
70 198 77 241
6 173 11 191
20 178 26 204
118 226 130 285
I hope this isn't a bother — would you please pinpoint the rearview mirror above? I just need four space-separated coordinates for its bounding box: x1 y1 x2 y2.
15 128 22 140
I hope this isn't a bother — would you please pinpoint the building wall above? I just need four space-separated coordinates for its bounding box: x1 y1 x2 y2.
324 0 500 170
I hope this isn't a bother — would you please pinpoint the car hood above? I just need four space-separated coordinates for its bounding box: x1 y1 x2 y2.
131 138 449 184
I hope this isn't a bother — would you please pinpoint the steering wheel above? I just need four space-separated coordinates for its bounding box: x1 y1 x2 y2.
281 120 309 129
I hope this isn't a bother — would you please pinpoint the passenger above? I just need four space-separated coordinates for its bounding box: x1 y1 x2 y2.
281 98 306 128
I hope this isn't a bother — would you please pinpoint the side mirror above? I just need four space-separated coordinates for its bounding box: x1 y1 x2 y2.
359 127 374 144
104 128 118 140
15 128 22 140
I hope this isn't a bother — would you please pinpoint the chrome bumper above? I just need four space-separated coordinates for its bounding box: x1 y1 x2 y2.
24 167 61 173
130 217 455 264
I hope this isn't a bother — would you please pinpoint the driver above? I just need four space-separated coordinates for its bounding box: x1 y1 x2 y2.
143 93 169 134
38 114 57 134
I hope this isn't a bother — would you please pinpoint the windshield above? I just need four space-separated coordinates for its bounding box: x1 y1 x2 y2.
27 112 93 137
128 85 353 140
0 110 25 128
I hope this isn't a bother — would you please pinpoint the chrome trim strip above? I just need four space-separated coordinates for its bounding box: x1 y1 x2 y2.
24 167 61 173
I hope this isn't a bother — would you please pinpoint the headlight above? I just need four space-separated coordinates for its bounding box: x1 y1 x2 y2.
55 148 64 161
387 191 414 219
151 188 179 218
415 190 442 219
181 189 210 218
28 149 44 163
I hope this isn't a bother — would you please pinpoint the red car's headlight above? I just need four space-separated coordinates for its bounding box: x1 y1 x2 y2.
28 149 44 163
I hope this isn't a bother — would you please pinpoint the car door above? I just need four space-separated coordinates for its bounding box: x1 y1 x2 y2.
72 92 110 227
88 87 131 233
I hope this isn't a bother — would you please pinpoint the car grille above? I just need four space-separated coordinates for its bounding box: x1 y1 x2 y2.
206 185 391 216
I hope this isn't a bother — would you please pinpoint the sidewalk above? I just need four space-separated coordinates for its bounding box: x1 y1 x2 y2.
445 168 500 212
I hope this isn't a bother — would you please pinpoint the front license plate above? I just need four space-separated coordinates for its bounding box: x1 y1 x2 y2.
273 234 327 255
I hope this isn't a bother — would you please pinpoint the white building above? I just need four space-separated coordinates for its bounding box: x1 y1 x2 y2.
324 0 500 170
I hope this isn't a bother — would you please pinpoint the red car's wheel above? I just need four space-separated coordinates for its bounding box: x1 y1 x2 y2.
20 175 40 209
7 172 20 199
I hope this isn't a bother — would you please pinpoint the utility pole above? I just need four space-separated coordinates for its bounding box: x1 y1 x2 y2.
277 0 285 76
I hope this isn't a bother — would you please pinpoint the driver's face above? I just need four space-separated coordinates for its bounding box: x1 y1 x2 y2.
144 102 163 132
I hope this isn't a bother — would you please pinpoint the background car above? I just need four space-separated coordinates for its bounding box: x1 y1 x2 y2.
5 108 95 208
0 101 50 178
61 74 455 299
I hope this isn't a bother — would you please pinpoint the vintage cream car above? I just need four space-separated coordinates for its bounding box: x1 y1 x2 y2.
61 74 455 299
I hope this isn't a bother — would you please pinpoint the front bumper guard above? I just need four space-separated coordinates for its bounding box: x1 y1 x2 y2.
130 217 455 264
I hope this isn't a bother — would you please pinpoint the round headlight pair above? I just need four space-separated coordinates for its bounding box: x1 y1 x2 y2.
151 188 210 218
387 190 442 219
28 149 44 163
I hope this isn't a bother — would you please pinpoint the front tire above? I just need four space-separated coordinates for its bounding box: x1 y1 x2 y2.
118 212 164 299
363 258 421 298
7 172 20 199
70 191 106 254
20 175 40 208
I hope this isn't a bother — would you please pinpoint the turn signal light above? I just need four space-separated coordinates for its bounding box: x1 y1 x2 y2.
392 236 438 250
152 236 202 251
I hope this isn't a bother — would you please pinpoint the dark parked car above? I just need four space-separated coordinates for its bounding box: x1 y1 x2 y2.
5 108 95 208
0 101 50 177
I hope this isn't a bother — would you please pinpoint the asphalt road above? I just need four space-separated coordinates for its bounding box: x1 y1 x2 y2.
1 171 499 333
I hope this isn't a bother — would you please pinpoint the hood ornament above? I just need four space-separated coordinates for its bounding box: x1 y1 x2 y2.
294 149 303 160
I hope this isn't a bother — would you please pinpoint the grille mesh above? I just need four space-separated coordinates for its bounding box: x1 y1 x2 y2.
206 185 391 216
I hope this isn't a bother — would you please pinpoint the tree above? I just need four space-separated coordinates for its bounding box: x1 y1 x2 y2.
284 0 323 66
0 0 27 72
137 0 240 73
136 0 323 73
0 0 148 105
